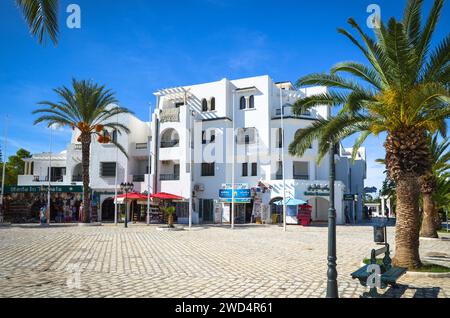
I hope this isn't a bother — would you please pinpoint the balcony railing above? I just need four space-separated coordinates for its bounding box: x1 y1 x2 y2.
160 108 180 123
160 174 180 181
160 140 179 148
72 175 82 182
133 175 145 182
74 144 82 150
33 176 64 182
293 174 309 180
275 108 311 117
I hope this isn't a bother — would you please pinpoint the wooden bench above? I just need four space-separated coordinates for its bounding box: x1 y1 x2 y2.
351 243 407 298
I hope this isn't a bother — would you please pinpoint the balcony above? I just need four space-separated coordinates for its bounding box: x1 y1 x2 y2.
133 175 145 182
131 142 150 158
160 174 180 181
275 174 283 180
274 107 311 118
160 108 180 123
18 175 70 186
293 174 309 180
72 175 83 182
160 140 179 148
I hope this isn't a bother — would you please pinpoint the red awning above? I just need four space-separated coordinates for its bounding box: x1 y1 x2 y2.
116 192 148 200
150 192 185 200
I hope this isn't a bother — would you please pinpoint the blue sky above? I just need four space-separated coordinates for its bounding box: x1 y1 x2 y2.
0 0 449 191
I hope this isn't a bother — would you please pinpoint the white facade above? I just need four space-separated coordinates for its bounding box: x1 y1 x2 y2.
18 75 366 225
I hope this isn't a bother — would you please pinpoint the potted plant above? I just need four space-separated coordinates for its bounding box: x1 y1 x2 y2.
163 206 176 228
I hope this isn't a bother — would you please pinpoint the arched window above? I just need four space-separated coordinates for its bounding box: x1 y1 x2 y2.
202 99 208 112
249 95 255 109
240 96 246 110
210 97 216 111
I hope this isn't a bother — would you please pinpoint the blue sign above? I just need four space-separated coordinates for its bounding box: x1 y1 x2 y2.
219 198 252 204
219 189 251 199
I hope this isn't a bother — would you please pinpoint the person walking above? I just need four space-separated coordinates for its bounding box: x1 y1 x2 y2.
344 206 351 224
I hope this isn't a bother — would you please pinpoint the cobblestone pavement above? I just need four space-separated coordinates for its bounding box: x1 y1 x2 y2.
0 224 448 298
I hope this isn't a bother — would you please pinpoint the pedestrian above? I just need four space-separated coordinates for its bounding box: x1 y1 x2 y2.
79 202 84 223
344 206 351 224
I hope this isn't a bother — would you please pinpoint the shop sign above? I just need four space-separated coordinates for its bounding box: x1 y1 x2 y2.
219 198 252 204
5 185 83 194
304 184 330 197
221 183 249 190
344 194 358 201
219 189 251 199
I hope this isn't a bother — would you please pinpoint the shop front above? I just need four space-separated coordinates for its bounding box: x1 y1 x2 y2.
3 185 84 223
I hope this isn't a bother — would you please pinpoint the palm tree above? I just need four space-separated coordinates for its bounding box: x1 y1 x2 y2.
289 0 449 269
15 0 59 45
420 135 450 237
33 79 132 223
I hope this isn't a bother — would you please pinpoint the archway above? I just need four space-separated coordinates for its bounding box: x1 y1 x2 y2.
269 197 283 224
102 198 115 221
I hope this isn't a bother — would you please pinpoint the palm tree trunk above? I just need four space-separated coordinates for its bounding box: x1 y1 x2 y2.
81 133 91 223
420 193 439 238
393 176 422 269
419 174 439 238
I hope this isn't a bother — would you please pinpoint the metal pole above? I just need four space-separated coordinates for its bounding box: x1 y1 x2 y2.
326 143 338 298
445 208 449 232
114 113 119 225
0 115 9 220
231 90 235 230
146 103 152 225
124 189 128 228
47 126 53 225
280 88 287 232
187 91 193 230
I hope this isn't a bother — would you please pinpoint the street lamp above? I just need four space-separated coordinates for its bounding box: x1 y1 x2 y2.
120 182 134 228
326 142 338 298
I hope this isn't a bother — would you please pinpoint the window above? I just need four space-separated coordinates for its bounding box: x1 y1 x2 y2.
293 162 309 180
251 163 258 176
201 163 215 176
202 130 215 144
112 130 118 143
202 99 208 112
210 97 215 111
275 162 283 180
100 162 116 177
242 163 248 177
237 127 257 145
240 96 246 110
202 131 207 144
276 128 283 148
249 95 255 109
175 102 184 108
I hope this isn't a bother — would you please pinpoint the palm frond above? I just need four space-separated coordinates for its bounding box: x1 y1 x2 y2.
16 0 59 45
331 61 383 89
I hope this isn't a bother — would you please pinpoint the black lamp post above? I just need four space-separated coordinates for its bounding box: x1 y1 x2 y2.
120 182 134 228
326 142 339 298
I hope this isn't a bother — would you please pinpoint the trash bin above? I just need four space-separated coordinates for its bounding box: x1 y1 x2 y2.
373 226 386 243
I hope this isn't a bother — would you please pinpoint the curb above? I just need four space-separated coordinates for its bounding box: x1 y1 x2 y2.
78 222 102 227
0 223 11 227
156 226 184 232
403 271 450 278
359 261 450 278
420 237 450 242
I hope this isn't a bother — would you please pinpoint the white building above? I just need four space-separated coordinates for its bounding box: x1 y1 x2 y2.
17 75 366 225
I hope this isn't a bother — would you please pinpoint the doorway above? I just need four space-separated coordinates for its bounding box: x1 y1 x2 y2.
102 198 115 221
